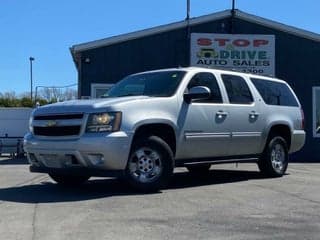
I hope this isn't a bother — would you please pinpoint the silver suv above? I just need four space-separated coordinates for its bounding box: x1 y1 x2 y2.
24 67 305 191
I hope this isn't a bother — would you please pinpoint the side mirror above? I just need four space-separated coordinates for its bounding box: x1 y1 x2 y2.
184 86 211 104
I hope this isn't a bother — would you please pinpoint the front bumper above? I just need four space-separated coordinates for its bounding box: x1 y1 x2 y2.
24 131 133 173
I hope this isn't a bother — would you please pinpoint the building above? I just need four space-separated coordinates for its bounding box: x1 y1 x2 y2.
70 9 320 161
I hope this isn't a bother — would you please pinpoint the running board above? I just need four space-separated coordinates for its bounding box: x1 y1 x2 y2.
176 157 259 167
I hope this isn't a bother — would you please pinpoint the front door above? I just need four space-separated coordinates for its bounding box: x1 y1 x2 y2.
176 72 231 159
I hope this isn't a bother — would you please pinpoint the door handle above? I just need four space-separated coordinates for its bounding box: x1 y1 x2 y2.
249 111 259 119
216 110 228 119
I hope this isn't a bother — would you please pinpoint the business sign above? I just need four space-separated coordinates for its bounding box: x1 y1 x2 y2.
190 33 275 76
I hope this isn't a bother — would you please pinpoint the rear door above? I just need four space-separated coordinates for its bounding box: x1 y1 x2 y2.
219 74 264 156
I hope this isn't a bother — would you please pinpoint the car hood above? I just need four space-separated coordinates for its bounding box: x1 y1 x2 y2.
33 96 151 115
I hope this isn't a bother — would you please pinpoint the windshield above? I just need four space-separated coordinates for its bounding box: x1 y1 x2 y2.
105 70 186 98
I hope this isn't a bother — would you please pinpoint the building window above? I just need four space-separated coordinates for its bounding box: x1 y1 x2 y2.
91 84 114 98
313 87 320 137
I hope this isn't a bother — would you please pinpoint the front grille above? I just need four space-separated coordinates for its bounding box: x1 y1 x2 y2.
33 113 84 137
34 114 83 120
34 126 81 136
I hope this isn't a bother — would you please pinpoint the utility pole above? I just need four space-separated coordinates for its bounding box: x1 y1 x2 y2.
186 0 190 20
232 0 236 12
186 0 191 66
29 57 35 102
230 0 236 33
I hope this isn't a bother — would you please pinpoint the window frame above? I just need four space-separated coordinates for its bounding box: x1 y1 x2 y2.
91 83 114 98
313 87 320 138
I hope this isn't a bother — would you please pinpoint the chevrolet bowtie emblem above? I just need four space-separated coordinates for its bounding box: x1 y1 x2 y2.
46 120 57 127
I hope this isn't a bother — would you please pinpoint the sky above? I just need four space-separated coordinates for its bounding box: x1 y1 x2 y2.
1 0 319 96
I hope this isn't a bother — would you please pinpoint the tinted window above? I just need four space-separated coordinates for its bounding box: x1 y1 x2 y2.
251 78 299 107
221 74 253 104
107 71 186 97
187 72 222 103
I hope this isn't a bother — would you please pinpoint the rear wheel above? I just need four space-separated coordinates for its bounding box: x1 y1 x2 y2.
49 174 90 186
125 136 174 192
186 164 211 174
258 136 288 177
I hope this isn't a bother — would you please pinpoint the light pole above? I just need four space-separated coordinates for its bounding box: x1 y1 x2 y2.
29 57 35 103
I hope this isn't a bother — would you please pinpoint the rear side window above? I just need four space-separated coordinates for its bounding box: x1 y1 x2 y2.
187 72 223 103
251 78 299 107
221 74 253 104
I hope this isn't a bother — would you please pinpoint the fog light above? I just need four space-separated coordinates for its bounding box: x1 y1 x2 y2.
87 154 104 165
64 155 79 166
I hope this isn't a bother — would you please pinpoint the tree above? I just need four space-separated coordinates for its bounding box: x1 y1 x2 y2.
38 87 77 102
0 91 19 107
20 97 33 107
0 91 46 107
0 87 78 107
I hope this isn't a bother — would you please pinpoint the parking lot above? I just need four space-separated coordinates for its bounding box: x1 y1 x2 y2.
0 156 319 240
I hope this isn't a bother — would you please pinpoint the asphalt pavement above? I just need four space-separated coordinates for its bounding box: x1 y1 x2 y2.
0 156 319 240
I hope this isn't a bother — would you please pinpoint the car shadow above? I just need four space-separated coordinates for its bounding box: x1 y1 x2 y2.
0 178 141 204
169 169 264 189
0 169 265 204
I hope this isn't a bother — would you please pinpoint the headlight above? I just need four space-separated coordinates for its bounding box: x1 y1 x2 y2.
29 109 36 133
86 112 122 133
29 116 33 133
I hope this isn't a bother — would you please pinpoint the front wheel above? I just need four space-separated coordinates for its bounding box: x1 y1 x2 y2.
258 136 288 177
49 174 90 186
125 136 174 192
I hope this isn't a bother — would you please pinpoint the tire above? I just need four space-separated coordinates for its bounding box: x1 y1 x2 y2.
258 136 288 177
186 164 211 174
49 174 90 186
125 135 174 192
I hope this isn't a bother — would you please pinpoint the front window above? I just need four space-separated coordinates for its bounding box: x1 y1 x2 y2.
187 72 222 103
106 71 186 98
